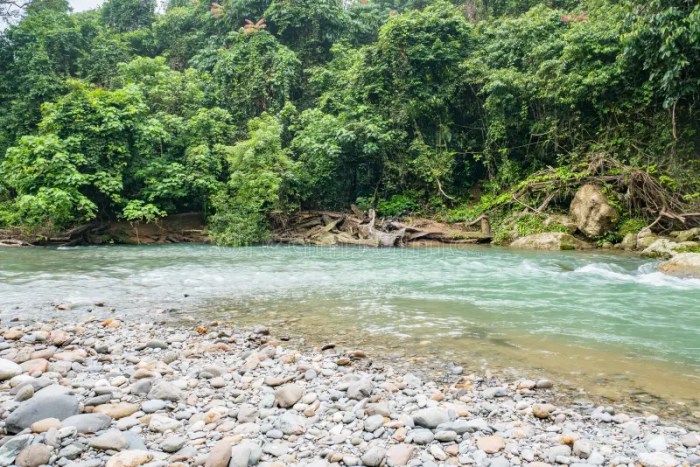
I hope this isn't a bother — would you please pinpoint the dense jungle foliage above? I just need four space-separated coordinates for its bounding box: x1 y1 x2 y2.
1 0 699 245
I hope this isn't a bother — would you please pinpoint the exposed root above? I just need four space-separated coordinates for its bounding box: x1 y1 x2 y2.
510 154 698 231
271 210 492 247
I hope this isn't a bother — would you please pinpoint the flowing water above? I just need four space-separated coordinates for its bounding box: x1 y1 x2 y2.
1 244 699 421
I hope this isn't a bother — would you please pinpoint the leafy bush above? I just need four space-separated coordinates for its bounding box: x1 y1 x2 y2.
209 114 296 246
617 217 647 237
376 194 420 217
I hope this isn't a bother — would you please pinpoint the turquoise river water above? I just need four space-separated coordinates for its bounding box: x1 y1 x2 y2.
1 244 699 420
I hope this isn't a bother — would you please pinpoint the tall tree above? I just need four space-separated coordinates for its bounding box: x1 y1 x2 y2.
101 0 156 32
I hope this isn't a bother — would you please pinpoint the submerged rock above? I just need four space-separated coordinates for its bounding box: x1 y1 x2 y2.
658 252 700 277
510 232 591 251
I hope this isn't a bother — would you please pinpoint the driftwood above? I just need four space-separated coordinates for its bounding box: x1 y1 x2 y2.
0 238 30 247
271 209 492 247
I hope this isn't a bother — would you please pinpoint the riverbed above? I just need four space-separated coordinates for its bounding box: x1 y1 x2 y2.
1 244 699 423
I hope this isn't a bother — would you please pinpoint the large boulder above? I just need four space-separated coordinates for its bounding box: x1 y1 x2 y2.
569 184 619 238
5 391 79 434
509 232 591 251
658 253 700 278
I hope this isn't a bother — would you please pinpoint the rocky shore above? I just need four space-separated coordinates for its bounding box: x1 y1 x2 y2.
0 318 698 467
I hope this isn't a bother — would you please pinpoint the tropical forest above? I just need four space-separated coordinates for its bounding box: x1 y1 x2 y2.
1 0 699 247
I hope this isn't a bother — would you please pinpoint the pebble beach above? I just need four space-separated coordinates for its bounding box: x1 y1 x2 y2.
0 317 698 467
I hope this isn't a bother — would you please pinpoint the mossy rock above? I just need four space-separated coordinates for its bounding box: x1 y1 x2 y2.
509 232 592 251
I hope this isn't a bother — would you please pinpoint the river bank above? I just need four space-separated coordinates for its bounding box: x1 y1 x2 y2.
2 244 700 423
0 317 698 467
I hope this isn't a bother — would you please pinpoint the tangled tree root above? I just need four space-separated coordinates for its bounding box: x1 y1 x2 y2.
271 208 492 247
506 154 699 231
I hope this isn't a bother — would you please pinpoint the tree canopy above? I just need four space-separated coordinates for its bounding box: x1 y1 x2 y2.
1 0 698 243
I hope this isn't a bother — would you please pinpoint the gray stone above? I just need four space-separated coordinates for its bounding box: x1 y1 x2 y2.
361 446 386 467
638 452 679 467
262 443 289 457
229 441 262 467
130 379 153 395
121 431 146 451
149 414 181 433
199 365 225 379
483 387 508 398
573 439 594 459
84 394 112 406
410 429 434 445
61 413 112 433
6 392 79 433
364 415 384 432
161 436 186 453
88 430 129 451
274 384 303 408
0 434 33 466
365 402 390 418
434 430 458 442
57 444 84 460
0 358 22 381
412 408 449 429
142 399 167 413
147 381 183 401
275 412 305 435
237 404 258 423
681 433 700 448
15 384 34 402
647 435 668 452
547 445 572 463
621 421 640 438
489 456 510 467
145 340 168 349
347 379 374 400
644 238 689 259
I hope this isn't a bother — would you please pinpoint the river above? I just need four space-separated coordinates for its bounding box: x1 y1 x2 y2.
1 244 699 421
